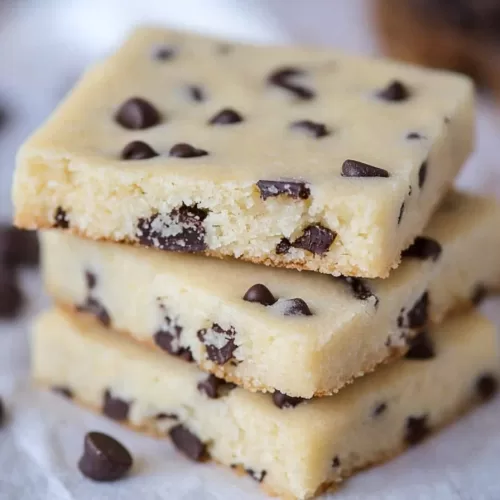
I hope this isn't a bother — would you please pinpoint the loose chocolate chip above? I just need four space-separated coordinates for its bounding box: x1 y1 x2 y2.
154 45 176 61
102 390 130 421
115 97 160 130
187 85 205 102
476 374 498 401
53 207 69 229
77 297 111 328
155 412 179 420
471 284 488 306
52 386 73 399
377 80 410 102
291 120 329 138
402 237 442 262
405 331 435 360
0 271 23 319
332 456 340 467
246 468 267 483
197 324 237 365
419 161 428 189
406 292 429 329
275 238 291 255
398 202 405 224
169 425 208 462
208 108 244 125
197 374 235 399
342 159 389 178
338 276 378 305
1 227 39 268
243 284 276 306
137 205 208 253
169 143 208 158
407 132 423 140
257 179 310 201
405 415 430 445
272 391 305 409
121 140 159 160
276 298 313 317
292 224 335 255
85 271 96 290
373 402 387 417
78 431 133 482
268 66 315 100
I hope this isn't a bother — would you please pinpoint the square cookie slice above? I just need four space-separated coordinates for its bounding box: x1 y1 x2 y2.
14 27 474 277
41 191 500 398
33 308 499 500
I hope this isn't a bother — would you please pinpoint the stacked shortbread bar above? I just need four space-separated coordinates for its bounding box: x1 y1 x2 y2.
13 27 500 499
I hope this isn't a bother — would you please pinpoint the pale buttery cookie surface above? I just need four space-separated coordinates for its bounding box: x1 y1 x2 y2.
14 27 474 277
33 308 499 500
40 191 500 398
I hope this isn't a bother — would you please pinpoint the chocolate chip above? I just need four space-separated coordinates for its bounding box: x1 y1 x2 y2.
405 331 435 360
187 86 204 102
471 284 488 306
338 276 378 305
208 108 244 125
377 80 410 102
243 284 276 306
402 237 442 261
0 271 23 319
408 185 413 197
291 120 329 138
85 271 96 290
153 45 176 61
257 179 310 201
155 412 179 420
77 297 111 328
217 44 233 55
115 97 160 130
476 374 498 401
407 132 423 140
137 205 208 253
169 143 208 158
1 227 39 268
275 298 313 317
275 238 291 255
53 207 69 228
102 390 130 421
178 348 194 363
197 374 235 399
405 415 430 445
154 308 184 355
121 141 159 160
78 431 133 482
268 66 315 100
197 324 237 365
373 402 387 417
406 292 429 329
246 468 267 483
398 202 405 224
272 391 305 409
169 425 208 462
52 386 73 399
332 456 340 467
419 161 428 189
342 159 389 178
292 224 335 255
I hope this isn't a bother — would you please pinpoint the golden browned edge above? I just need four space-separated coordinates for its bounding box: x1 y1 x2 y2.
56 301 408 398
36 378 482 500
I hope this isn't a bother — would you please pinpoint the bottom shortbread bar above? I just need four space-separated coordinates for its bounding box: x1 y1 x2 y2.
33 309 499 500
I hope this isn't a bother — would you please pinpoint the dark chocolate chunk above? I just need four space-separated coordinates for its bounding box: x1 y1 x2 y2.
1 227 39 268
121 140 159 160
292 224 335 255
154 310 183 356
471 284 488 306
53 207 69 229
398 202 405 224
407 132 423 140
169 143 208 158
257 180 310 200
419 161 428 189
169 424 208 462
243 284 276 306
78 431 133 482
373 402 387 417
278 298 313 317
291 120 329 138
246 468 267 483
405 330 435 360
187 85 205 102
77 297 111 328
406 292 429 329
154 45 176 61
341 159 389 178
197 324 237 365
0 271 23 319
137 205 208 253
52 386 73 399
402 237 442 262
272 391 305 409
405 415 430 446
85 271 97 290
476 374 498 401
115 97 160 130
178 348 195 363
268 66 315 100
155 412 179 420
275 238 291 255
208 108 244 125
102 390 130 421
197 374 235 399
377 80 410 102
338 276 378 305
332 456 340 467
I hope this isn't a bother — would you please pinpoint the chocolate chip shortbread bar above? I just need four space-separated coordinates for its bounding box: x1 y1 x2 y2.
40 191 500 398
14 27 474 277
33 308 499 500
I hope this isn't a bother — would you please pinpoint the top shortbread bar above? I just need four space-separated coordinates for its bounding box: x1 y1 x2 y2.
13 27 474 277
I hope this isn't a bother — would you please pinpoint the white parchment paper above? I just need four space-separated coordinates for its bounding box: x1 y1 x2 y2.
1 1 500 499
